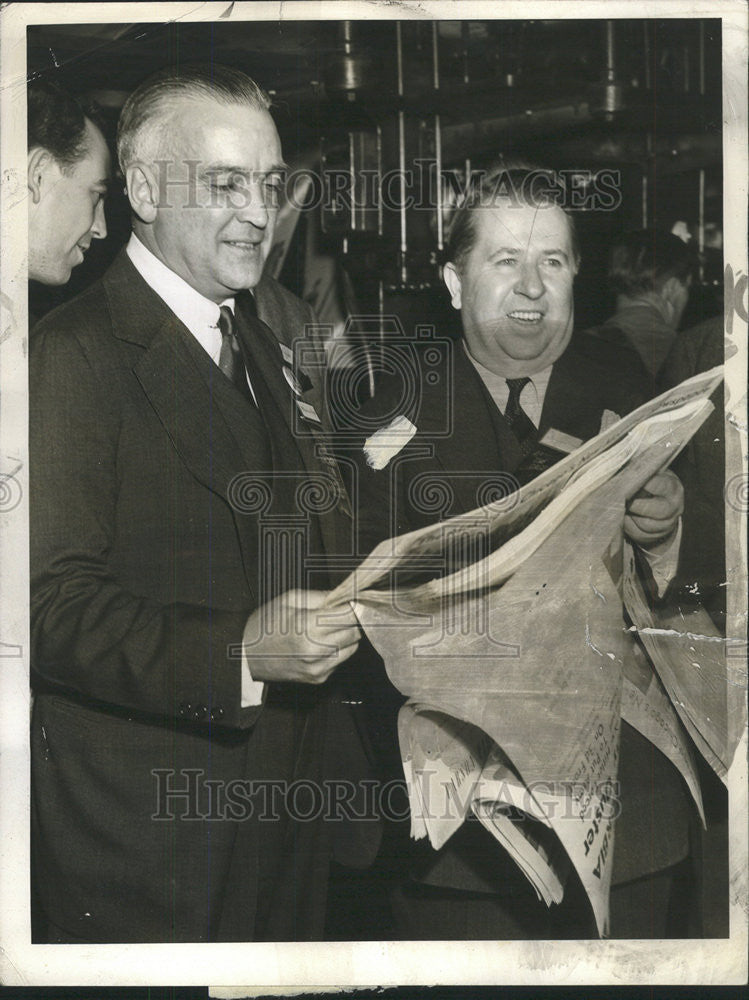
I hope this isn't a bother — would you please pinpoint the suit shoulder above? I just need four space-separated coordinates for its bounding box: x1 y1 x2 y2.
662 314 723 386
31 278 111 350
256 275 314 324
571 326 648 380
561 337 649 410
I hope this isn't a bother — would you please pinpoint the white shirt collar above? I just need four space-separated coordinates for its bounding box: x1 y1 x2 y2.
126 233 234 351
463 342 554 427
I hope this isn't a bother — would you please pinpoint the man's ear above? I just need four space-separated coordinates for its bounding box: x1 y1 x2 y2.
27 147 56 204
126 163 160 223
443 261 463 310
661 275 687 318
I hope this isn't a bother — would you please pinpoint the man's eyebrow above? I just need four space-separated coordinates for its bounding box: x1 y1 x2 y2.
202 162 289 175
488 245 570 259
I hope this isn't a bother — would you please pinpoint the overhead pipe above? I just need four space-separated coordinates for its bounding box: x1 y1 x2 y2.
376 123 383 237
698 168 705 282
461 21 470 85
601 20 624 117
697 21 706 281
432 21 444 253
396 21 407 285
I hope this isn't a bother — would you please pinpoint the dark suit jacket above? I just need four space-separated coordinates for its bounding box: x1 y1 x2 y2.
29 250 361 942
660 315 725 628
349 338 693 906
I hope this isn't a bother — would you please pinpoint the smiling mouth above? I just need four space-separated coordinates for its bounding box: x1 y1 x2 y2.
507 310 544 323
224 240 262 251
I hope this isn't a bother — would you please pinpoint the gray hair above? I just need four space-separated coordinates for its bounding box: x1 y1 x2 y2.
117 63 271 172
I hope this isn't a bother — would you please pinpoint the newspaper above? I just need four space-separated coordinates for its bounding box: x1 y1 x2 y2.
619 622 706 824
622 543 744 780
399 706 570 906
326 365 724 607
324 369 728 937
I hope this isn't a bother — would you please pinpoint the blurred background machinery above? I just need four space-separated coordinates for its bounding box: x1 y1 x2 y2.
27 17 724 353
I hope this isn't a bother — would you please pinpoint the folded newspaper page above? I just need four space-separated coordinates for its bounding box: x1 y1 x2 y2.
325 365 723 607
471 743 571 907
398 706 570 907
326 368 725 937
360 483 632 936
619 621 706 823
622 542 745 780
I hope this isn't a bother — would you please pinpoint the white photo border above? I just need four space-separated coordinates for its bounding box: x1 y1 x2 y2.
1 0 746 988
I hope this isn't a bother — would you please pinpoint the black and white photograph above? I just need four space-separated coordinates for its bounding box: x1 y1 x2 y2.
0 0 746 989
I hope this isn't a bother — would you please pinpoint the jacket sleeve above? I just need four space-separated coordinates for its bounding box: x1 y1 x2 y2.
29 325 257 731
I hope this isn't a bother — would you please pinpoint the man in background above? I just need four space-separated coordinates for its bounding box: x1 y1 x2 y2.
27 79 110 290
580 228 695 384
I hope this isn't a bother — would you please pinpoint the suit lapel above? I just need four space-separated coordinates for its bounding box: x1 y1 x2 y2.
103 252 270 600
132 318 271 501
234 293 353 563
540 348 606 441
234 296 315 471
253 278 328 432
424 345 524 514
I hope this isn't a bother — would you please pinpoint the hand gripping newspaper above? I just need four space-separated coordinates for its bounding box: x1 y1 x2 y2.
325 365 742 937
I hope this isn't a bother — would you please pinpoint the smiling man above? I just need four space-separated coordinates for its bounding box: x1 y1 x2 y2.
443 196 577 376
27 79 110 287
349 162 696 940
29 64 367 943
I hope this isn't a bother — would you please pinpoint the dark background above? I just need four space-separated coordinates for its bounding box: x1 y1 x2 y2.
27 17 723 340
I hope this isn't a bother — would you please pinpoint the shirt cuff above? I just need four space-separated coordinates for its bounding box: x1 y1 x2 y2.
639 518 683 598
241 647 265 707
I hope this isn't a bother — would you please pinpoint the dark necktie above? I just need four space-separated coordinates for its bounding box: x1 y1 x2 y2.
505 377 564 485
504 377 536 444
217 304 253 402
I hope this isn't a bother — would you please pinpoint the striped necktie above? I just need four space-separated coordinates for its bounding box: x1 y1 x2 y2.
217 304 253 402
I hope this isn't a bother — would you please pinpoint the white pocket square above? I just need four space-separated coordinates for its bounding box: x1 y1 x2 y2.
599 409 621 432
363 415 417 470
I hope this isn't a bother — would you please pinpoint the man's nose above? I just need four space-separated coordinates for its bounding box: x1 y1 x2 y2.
91 199 107 240
234 180 270 228
514 260 544 298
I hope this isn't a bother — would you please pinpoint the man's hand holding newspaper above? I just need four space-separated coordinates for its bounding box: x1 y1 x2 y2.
624 469 684 550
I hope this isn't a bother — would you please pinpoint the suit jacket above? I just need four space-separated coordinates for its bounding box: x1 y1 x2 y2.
579 303 677 382
349 337 693 904
660 315 725 628
29 250 363 942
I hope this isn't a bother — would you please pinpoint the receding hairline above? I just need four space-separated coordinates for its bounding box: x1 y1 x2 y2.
121 95 273 166
117 70 273 171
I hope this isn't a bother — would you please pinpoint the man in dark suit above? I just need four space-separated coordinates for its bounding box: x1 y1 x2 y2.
575 228 695 391
30 64 366 943
348 163 695 939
